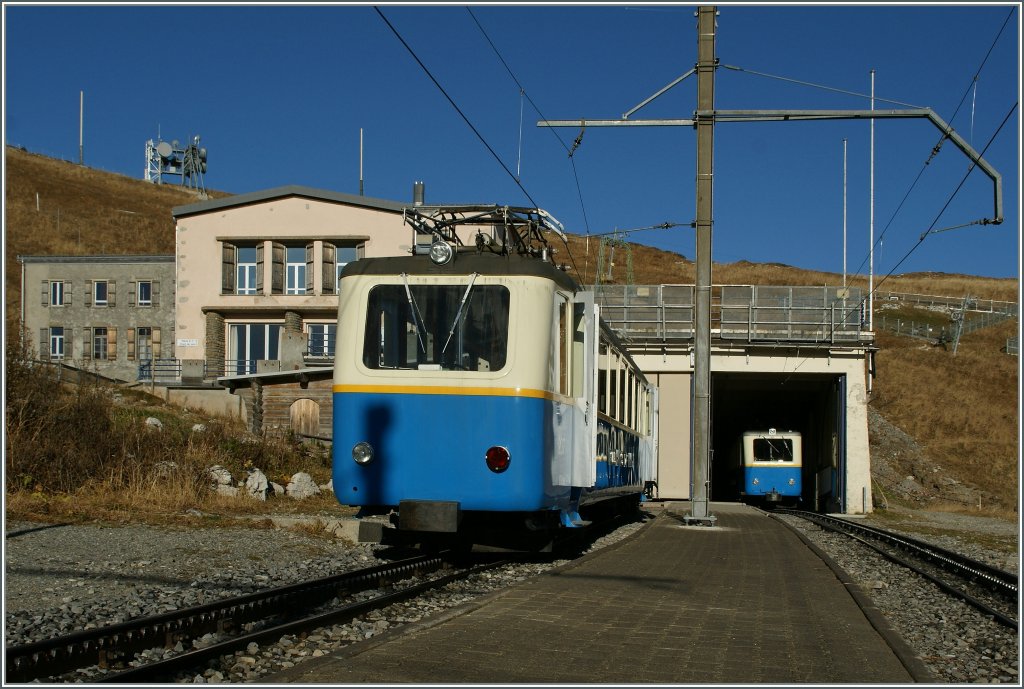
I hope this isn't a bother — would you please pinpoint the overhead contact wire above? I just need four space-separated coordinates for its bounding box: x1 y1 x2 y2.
465 7 586 277
375 7 540 210
849 6 1015 280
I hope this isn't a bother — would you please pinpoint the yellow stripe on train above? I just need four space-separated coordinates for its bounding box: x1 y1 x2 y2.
333 384 560 401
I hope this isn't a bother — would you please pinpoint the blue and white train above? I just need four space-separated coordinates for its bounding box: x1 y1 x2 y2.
740 429 802 507
331 205 657 550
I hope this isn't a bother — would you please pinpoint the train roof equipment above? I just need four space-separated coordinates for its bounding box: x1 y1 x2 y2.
403 204 568 266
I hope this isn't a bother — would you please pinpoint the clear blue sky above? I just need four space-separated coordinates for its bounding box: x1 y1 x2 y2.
4 3 1020 279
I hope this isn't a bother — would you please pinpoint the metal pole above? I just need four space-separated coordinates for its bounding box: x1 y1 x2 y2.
359 128 364 196
79 90 84 165
687 5 717 526
843 138 847 289
869 70 875 330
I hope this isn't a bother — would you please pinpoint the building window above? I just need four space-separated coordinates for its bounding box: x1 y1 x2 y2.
237 247 258 295
336 247 360 292
127 327 161 362
229 323 282 375
307 324 336 358
50 327 64 360
137 327 153 360
50 281 64 307
93 327 107 359
286 247 306 295
94 281 108 306
130 280 159 307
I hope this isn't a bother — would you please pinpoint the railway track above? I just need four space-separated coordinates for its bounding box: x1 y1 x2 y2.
5 552 506 683
774 509 1018 630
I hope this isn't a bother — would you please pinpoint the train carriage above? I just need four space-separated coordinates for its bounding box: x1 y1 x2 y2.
331 205 657 549
740 429 802 507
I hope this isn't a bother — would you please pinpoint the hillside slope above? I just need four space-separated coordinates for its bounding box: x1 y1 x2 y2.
4 145 1018 511
4 146 228 337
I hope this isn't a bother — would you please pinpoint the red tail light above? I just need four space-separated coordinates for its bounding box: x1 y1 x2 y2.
485 446 511 473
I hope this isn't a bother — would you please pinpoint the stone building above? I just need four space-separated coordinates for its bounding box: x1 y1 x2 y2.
17 255 176 382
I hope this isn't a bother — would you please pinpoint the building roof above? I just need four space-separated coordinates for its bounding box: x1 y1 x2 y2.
171 185 409 219
17 255 175 264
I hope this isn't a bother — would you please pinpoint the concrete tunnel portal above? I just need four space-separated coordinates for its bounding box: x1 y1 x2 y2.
710 372 847 512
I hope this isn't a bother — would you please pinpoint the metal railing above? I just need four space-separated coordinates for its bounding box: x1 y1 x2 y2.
877 291 1018 316
594 284 867 345
875 308 1015 343
137 358 183 383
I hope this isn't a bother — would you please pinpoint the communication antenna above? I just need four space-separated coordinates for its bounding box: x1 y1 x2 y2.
144 133 208 197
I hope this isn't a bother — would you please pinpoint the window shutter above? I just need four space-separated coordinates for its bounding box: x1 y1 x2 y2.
152 281 160 306
65 282 72 306
129 281 137 306
83 329 92 359
305 243 315 293
322 243 336 295
271 242 285 294
42 281 49 306
85 280 93 307
40 328 49 361
153 327 162 359
127 328 136 360
256 243 265 293
107 328 117 360
108 281 116 307
222 243 237 294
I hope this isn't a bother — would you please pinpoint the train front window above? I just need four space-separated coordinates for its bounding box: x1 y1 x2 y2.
752 438 794 462
364 283 510 372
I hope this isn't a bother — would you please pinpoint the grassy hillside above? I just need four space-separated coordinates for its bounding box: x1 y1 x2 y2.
4 146 229 338
4 145 1018 512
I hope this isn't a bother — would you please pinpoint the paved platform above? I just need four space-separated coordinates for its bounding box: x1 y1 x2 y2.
270 502 930 684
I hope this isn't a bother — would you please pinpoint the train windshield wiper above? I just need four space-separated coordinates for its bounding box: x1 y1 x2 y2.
441 273 479 358
401 273 427 354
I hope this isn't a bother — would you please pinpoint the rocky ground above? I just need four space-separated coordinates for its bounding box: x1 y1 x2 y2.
867 407 1002 511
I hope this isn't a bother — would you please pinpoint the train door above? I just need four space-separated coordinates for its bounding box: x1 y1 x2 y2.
570 291 598 487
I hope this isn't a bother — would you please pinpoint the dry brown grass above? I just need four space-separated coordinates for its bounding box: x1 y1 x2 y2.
4 341 336 524
871 320 1019 509
555 231 1017 301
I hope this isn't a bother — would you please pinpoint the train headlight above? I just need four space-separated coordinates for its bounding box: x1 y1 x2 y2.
352 441 375 465
485 446 511 474
429 239 454 265
752 478 759 485
788 478 796 486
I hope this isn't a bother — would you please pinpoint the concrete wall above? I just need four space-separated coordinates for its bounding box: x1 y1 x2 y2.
164 386 248 421
19 256 176 382
634 345 872 514
646 372 692 500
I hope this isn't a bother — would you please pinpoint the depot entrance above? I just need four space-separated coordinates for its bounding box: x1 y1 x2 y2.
710 372 846 512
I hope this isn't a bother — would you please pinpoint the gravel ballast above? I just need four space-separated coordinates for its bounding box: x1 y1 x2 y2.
3 506 1018 683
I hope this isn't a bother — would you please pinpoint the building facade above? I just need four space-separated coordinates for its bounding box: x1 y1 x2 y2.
171 185 412 379
18 255 176 382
